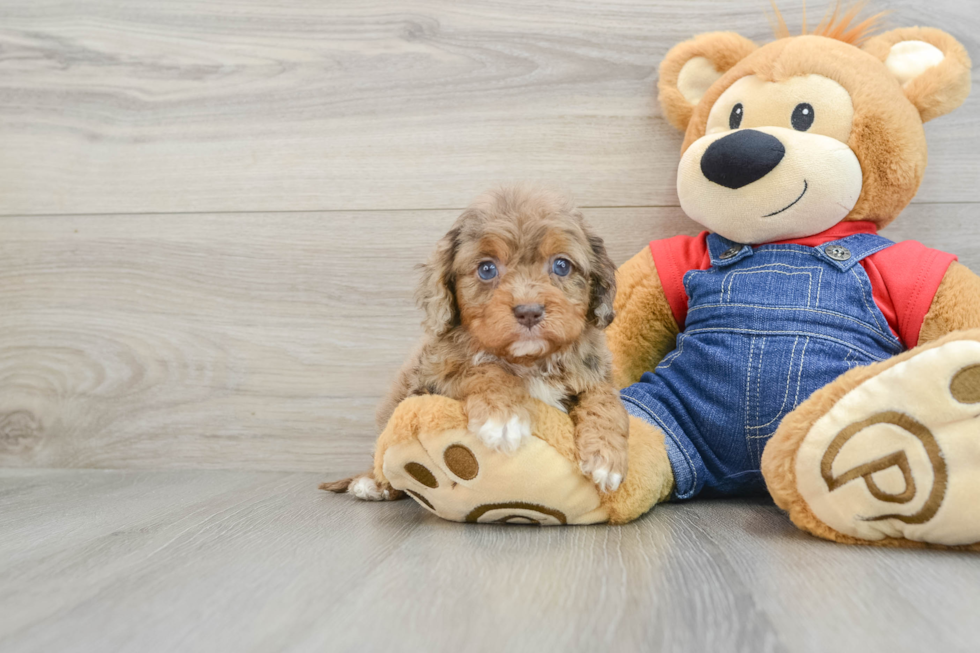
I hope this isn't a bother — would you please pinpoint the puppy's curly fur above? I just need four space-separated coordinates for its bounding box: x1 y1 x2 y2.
323 186 629 500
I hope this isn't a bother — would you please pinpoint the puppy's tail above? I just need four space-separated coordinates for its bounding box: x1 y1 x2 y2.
320 471 406 501
319 477 354 493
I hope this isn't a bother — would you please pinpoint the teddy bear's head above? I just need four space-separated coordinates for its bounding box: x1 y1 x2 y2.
657 11 971 244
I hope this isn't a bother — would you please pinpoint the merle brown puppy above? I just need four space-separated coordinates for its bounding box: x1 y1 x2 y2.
324 186 629 500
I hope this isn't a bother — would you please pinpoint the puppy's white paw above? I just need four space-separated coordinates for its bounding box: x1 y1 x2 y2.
473 414 531 454
349 476 385 501
580 457 624 493
590 467 623 493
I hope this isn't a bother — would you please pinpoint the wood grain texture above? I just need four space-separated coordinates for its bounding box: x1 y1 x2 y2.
2 468 980 653
2 203 978 471
0 206 697 471
0 0 976 215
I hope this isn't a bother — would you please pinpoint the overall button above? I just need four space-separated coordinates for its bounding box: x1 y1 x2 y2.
825 244 851 261
719 246 742 260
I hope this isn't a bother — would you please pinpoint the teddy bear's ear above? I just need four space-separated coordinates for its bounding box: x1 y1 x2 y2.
862 27 972 123
658 32 757 131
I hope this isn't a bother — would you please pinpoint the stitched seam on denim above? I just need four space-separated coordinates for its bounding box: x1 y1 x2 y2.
621 395 698 493
794 337 810 406
847 239 893 261
815 266 824 307
746 335 798 431
717 262 823 305
754 337 766 461
745 337 756 437
657 333 686 369
748 334 811 441
685 304 895 339
723 262 822 270
849 267 885 333
754 338 765 430
720 470 766 480
723 269 816 306
720 262 823 276
683 327 892 361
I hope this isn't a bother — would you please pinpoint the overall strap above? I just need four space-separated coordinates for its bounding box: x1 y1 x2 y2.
706 233 753 268
705 231 895 270
814 232 895 271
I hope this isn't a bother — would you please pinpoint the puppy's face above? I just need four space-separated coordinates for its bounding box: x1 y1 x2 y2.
418 188 616 363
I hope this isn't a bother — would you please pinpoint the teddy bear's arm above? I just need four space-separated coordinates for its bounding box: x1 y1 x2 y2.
919 262 980 344
605 247 680 389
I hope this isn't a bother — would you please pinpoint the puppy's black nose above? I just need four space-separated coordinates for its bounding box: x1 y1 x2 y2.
700 129 785 189
513 304 544 328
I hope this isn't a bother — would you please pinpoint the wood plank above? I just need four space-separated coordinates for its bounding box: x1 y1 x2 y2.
2 469 980 653
0 0 976 215
0 206 695 471
1 203 977 471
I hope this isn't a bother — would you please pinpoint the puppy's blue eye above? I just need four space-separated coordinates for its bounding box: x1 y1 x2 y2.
552 258 572 277
477 261 498 280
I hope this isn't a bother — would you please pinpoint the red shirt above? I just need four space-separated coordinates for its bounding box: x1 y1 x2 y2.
649 222 957 349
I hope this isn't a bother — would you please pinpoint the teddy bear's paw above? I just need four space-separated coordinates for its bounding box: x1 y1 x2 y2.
469 413 532 454
792 336 980 547
381 417 611 525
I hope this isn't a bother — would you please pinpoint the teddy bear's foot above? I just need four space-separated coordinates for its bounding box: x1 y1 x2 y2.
373 395 674 525
763 330 980 548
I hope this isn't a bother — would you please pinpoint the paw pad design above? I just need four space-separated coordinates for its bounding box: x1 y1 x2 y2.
443 444 479 480
794 339 980 545
950 364 980 404
820 411 946 525
406 489 435 510
464 502 567 525
404 462 438 488
384 428 609 525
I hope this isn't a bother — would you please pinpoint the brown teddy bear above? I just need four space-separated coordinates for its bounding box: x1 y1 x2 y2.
365 10 980 548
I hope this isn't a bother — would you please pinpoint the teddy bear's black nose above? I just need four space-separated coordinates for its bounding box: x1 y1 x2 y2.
700 129 786 189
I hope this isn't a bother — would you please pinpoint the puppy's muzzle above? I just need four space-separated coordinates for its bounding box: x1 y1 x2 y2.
513 303 545 328
700 129 786 189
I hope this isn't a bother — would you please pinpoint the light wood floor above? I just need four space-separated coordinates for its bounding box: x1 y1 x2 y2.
2 1 980 651
3 468 980 653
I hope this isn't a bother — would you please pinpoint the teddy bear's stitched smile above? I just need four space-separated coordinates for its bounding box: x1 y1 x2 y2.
762 179 808 218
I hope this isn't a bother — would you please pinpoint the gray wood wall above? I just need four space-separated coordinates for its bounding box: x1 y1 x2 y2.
1 0 978 472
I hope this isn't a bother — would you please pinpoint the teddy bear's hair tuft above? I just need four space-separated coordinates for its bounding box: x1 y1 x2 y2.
769 1 888 46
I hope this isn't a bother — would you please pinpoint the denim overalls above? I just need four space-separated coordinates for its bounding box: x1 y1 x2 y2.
621 232 905 498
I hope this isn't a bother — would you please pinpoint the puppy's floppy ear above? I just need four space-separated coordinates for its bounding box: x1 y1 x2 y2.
416 225 461 336
658 32 757 131
862 27 971 123
584 226 617 329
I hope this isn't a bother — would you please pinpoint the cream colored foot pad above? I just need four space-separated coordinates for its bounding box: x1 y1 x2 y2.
383 427 609 525
796 340 980 545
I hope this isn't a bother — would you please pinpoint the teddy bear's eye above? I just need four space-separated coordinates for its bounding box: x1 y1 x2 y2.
792 103 815 131
729 103 744 130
